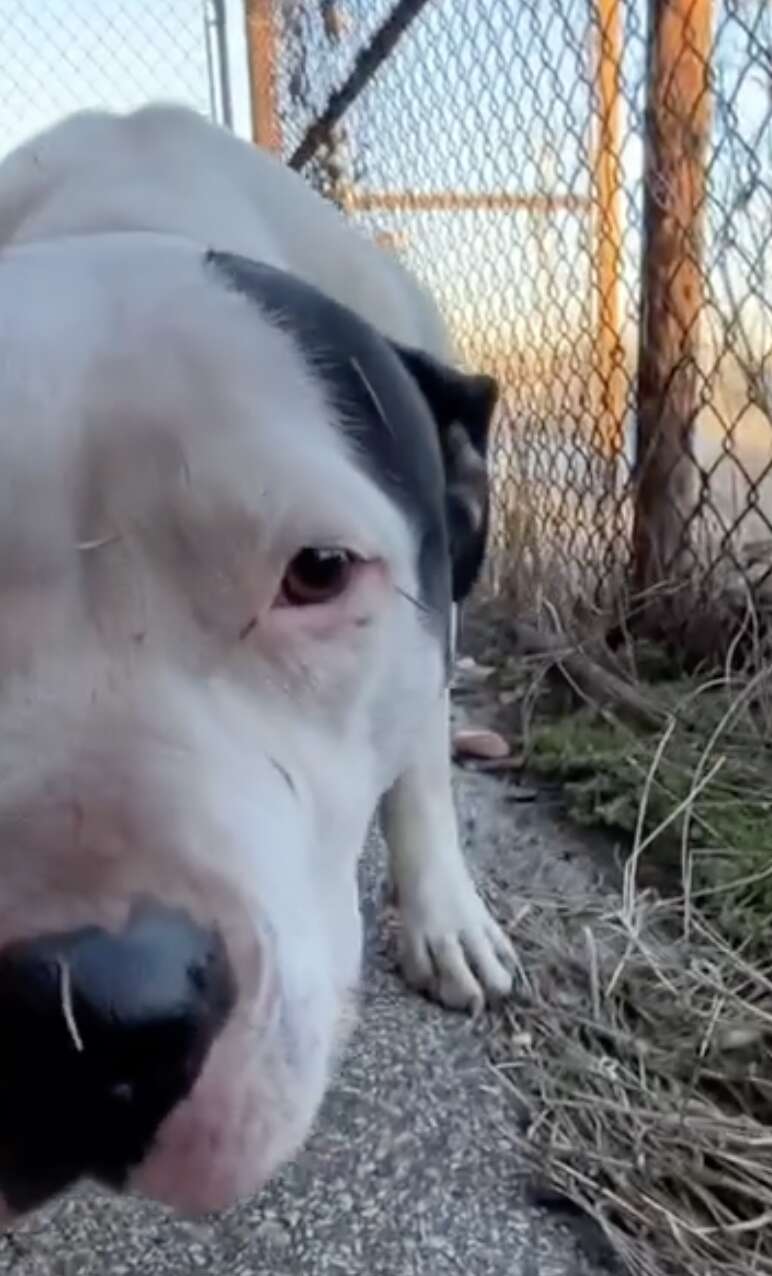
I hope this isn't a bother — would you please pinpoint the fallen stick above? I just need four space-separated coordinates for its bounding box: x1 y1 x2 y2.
508 621 665 731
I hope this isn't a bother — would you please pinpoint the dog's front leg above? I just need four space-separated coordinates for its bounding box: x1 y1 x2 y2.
380 686 515 1012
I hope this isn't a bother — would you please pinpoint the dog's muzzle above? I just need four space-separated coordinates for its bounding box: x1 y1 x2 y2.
0 902 236 1212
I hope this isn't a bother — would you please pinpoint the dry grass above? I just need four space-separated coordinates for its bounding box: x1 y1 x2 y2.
489 637 772 1276
494 888 772 1276
527 664 772 914
472 324 772 1274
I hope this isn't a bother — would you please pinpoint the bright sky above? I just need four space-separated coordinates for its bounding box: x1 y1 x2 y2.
0 0 769 345
1 0 252 145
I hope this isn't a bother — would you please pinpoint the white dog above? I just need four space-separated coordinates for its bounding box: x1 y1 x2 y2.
0 104 514 1219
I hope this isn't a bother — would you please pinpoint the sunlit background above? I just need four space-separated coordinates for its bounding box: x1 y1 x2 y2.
2 0 771 602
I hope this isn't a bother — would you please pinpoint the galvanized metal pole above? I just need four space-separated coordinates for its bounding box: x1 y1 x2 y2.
210 0 234 130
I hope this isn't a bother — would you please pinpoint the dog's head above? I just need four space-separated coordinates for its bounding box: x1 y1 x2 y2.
0 235 497 1219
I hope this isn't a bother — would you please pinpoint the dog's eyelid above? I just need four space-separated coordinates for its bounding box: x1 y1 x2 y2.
281 536 376 566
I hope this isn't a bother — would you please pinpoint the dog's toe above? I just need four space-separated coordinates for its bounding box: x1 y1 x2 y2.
399 881 515 1012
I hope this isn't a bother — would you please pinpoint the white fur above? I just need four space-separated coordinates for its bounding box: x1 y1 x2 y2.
0 104 514 1217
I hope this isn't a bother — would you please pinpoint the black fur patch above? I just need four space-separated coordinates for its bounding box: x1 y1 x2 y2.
206 251 498 653
389 346 497 601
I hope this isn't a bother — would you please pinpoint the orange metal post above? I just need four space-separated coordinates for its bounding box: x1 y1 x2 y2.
244 0 281 151
341 191 590 215
592 0 625 460
632 0 714 595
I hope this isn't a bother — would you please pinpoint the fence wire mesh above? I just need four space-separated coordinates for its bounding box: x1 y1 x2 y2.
1 0 228 157
2 0 771 648
274 0 772 639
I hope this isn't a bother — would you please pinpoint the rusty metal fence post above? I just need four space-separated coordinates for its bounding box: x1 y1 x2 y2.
632 0 715 600
244 0 281 151
592 0 625 462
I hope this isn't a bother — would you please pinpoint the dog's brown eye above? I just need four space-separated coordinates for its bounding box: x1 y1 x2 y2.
282 548 355 606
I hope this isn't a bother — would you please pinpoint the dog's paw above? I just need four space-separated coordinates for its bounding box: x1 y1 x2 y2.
397 874 516 1012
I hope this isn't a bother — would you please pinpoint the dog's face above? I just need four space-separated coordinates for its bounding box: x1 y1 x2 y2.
0 234 496 1219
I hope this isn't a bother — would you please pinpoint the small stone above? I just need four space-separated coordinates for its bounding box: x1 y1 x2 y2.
255 1219 291 1250
452 656 495 686
505 782 538 802
452 728 510 761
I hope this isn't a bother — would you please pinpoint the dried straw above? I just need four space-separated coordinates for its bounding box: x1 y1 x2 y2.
494 671 772 1276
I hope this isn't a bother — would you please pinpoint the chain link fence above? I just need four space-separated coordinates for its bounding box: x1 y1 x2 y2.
1 0 231 157
268 0 772 651
2 0 770 654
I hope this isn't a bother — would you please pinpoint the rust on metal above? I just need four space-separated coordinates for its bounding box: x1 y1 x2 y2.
340 190 590 214
244 0 281 151
592 0 625 459
632 0 714 595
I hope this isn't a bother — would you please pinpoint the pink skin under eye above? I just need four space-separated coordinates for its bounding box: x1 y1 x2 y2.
262 550 387 641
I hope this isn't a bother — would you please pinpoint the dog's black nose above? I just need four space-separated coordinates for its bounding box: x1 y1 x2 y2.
0 903 236 1212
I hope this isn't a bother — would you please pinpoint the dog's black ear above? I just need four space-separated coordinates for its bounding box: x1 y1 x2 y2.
391 344 499 602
